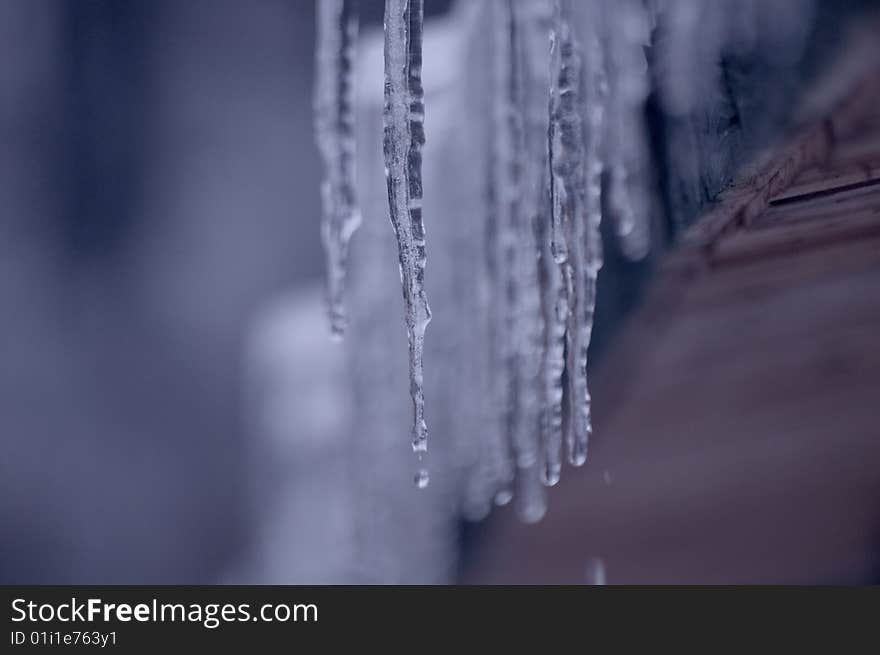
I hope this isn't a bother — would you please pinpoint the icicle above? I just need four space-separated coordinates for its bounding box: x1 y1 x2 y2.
512 0 547 522
483 0 549 521
315 0 361 337
549 1 604 468
539 242 567 484
603 0 653 261
383 0 431 486
573 24 606 467
505 0 560 499
546 14 570 268
542 2 574 484
654 0 703 117
483 0 519 507
498 0 538 472
549 3 588 468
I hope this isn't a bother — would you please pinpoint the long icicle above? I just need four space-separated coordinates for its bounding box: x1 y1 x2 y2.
501 0 546 522
572 15 606 466
604 0 652 261
542 0 573 484
383 0 432 487
315 0 361 337
484 0 516 507
549 1 604 468
550 2 590 468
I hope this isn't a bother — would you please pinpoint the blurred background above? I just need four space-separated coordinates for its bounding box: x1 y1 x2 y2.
0 0 460 584
1 0 879 584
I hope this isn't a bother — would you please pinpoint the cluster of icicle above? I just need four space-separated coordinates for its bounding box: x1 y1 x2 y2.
314 0 655 519
314 0 813 524
467 0 656 522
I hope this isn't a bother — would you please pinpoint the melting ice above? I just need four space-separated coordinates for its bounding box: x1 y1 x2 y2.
311 0 814 521
382 0 432 484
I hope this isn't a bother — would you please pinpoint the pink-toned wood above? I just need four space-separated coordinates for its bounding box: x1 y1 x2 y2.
769 165 880 204
463 67 880 585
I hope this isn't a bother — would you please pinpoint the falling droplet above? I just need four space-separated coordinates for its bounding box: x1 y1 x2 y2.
414 468 430 489
542 462 561 486
585 556 606 585
494 487 514 506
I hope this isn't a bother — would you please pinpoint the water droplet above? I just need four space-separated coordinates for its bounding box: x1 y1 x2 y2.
542 462 561 487
585 557 606 585
570 439 588 467
494 488 513 506
414 468 429 489
519 500 547 524
328 324 345 343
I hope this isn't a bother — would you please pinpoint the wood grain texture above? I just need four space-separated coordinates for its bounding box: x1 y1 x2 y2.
464 66 880 585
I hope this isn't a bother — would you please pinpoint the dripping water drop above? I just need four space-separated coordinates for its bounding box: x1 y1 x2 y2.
570 437 588 467
414 468 430 489
494 488 513 506
585 557 606 585
542 462 561 487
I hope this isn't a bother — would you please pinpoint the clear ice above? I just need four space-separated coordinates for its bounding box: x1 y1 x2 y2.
382 0 432 483
548 0 605 468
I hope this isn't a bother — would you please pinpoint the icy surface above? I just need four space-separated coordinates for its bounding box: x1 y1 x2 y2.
315 0 361 336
